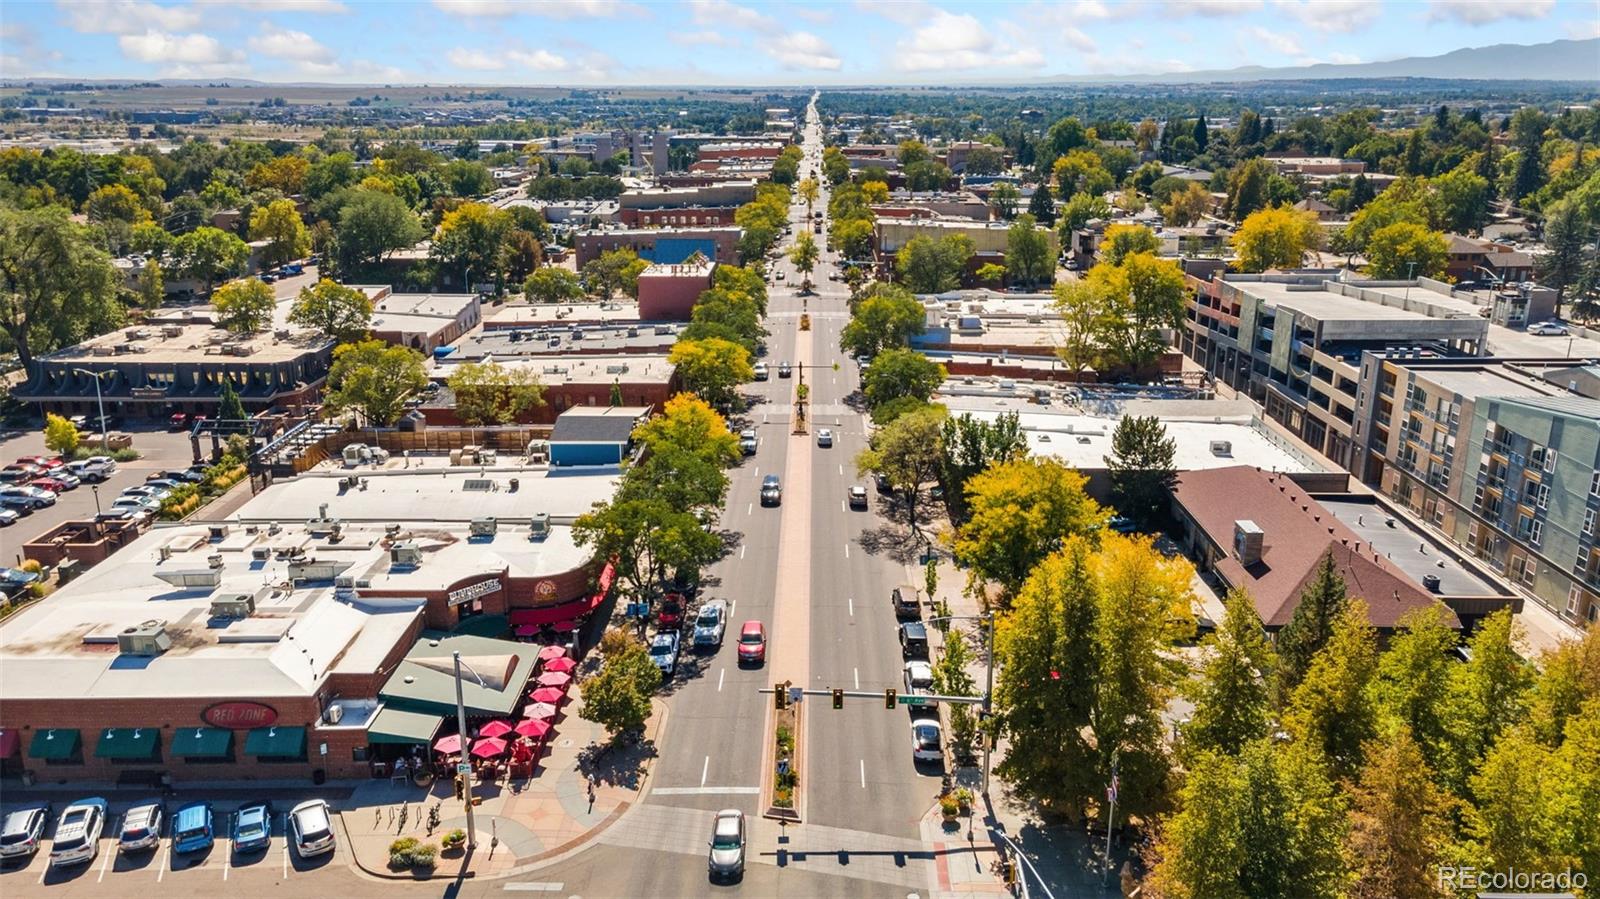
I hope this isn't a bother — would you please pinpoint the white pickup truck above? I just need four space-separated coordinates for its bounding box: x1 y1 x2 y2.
67 456 117 482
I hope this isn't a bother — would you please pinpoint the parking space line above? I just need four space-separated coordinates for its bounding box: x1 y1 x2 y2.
223 849 229 881
282 846 288 878
98 843 112 881
36 858 47 884
158 846 167 881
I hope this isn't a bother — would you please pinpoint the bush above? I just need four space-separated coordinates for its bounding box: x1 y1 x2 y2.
410 844 437 869
70 446 141 462
388 836 420 868
442 828 466 847
389 851 412 869
940 794 960 817
18 559 42 574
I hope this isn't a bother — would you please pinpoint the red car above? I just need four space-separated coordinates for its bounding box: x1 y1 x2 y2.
737 621 767 666
15 455 64 472
657 594 686 630
0 463 46 484
28 477 74 493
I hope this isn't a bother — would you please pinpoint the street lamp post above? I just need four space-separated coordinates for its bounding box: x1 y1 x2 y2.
72 368 115 453
90 484 101 516
923 612 997 797
453 651 482 850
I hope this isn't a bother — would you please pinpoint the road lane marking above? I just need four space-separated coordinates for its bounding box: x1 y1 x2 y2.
504 884 565 892
839 464 843 476
844 543 850 558
717 668 725 692
854 667 859 689
730 599 736 618
98 843 112 880
740 545 746 559
747 503 752 516
223 849 229 880
701 756 710 787
848 597 853 616
860 759 866 789
651 787 760 795
158 846 167 882
841 500 845 512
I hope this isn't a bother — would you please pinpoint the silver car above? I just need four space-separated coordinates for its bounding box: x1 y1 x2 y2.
707 809 745 881
289 800 335 858
117 803 163 853
0 806 48 860
692 599 728 649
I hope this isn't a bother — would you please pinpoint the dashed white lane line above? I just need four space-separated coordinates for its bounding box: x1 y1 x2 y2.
717 668 725 692
747 503 753 516
854 667 859 689
848 597 854 617
860 759 867 789
740 545 746 559
844 543 850 559
701 755 710 787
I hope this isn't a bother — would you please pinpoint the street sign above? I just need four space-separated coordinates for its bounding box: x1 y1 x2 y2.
456 763 472 775
898 695 931 706
626 602 649 618
788 686 805 706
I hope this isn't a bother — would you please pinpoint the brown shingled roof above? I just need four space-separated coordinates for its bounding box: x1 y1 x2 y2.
1171 466 1458 630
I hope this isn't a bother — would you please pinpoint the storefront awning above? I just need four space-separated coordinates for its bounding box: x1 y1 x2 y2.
95 728 162 760
245 725 306 757
28 728 80 760
508 562 615 629
171 727 233 758
368 707 444 745
0 728 19 758
380 632 538 719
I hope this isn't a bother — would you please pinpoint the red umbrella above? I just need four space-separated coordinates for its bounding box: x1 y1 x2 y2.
470 736 508 758
529 687 566 704
433 734 463 754
551 619 578 632
514 718 552 739
543 656 577 673
524 701 558 721
477 720 514 739
537 671 572 687
537 645 568 662
513 624 539 637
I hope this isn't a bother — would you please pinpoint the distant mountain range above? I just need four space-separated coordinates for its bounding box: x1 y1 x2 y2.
1047 38 1600 84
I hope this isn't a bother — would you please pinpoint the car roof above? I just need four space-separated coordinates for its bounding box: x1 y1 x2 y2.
174 802 210 823
124 803 160 824
651 632 676 647
2 808 43 831
902 621 927 637
740 620 764 633
713 812 742 835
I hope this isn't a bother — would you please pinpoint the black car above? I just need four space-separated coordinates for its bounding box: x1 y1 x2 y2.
760 475 781 506
778 362 792 378
899 621 929 659
874 472 894 495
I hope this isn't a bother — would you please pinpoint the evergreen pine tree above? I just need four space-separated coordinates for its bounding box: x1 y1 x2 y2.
1027 181 1056 227
1273 551 1348 704
1192 115 1208 153
218 378 247 424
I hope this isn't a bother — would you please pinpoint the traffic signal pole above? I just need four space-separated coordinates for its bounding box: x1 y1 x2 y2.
765 686 986 706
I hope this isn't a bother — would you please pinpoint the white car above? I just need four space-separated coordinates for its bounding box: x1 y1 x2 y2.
121 485 170 502
753 363 769 381
49 798 107 867
67 456 117 482
116 803 163 853
289 800 336 858
110 495 160 517
910 721 944 763
0 485 56 510
0 806 49 859
816 429 833 447
692 599 728 649
1527 321 1569 336
0 508 19 527
903 660 935 695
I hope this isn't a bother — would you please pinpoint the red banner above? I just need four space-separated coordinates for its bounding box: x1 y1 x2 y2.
202 701 279 729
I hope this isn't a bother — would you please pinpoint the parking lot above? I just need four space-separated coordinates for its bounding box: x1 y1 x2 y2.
0 800 347 891
0 426 209 560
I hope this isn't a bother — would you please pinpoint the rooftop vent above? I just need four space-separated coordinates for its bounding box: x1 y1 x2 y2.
529 512 551 540
209 593 256 619
208 524 230 541
470 517 498 537
1233 520 1265 567
117 620 171 656
1209 440 1234 457
390 542 423 567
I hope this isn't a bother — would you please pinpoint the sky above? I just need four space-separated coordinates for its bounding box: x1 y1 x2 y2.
1 0 1596 86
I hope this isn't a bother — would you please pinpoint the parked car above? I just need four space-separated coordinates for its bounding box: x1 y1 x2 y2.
874 472 894 494
739 429 758 456
1107 515 1138 534
1 567 42 599
1527 321 1569 336
891 585 921 619
15 455 65 472
288 800 335 858
760 475 782 506
816 428 833 448
899 620 930 659
143 478 185 493
0 508 19 527
736 620 767 666
67 456 116 482
707 808 746 882
692 599 728 649
903 660 935 695
49 798 108 868
848 485 868 510
153 469 205 484
648 631 681 677
0 806 49 860
910 721 944 763
117 803 163 854
0 463 46 484
231 802 272 854
778 362 792 378
0 485 56 510
172 802 214 854
121 484 170 502
753 362 769 381
97 507 140 523
27 476 72 494
658 594 687 630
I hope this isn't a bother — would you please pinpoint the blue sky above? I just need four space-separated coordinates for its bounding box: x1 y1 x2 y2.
1 0 1595 85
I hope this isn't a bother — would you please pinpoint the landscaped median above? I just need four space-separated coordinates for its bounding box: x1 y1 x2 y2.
761 686 803 823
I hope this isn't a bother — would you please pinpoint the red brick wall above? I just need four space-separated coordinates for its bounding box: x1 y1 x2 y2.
638 272 712 320
420 378 675 425
620 207 739 228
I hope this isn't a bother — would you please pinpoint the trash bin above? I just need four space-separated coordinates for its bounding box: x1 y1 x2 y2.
312 768 326 785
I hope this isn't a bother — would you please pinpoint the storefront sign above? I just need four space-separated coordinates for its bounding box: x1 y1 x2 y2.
448 578 502 607
202 701 279 729
535 579 558 599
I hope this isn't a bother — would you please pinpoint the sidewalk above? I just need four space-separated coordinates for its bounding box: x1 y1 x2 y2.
335 690 665 882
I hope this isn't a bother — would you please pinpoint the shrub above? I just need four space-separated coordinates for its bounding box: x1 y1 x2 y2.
441 828 466 847
410 843 437 869
18 559 42 574
388 836 420 868
940 794 960 817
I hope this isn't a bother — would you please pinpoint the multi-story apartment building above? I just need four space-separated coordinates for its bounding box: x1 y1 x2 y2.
1350 356 1600 625
1182 273 1489 471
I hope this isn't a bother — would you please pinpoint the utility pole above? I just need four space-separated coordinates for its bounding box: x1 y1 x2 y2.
453 651 478 850
73 368 114 452
982 610 996 798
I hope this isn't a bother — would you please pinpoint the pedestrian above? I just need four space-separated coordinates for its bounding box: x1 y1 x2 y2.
587 773 597 811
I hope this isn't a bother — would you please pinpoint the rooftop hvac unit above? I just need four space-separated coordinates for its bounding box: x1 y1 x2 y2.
208 524 230 541
390 542 423 567
207 553 224 569
385 524 402 538
470 517 499 537
209 594 255 619
529 513 551 540
117 620 171 656
154 567 222 588
289 557 350 582
251 547 270 561
334 574 356 588
231 344 255 356
325 704 344 725
1233 520 1265 567
1209 440 1234 457
162 326 183 338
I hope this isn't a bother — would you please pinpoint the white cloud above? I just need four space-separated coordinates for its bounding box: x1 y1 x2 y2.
856 0 928 26
60 0 202 35
1271 0 1381 33
508 48 571 71
1425 0 1554 24
432 0 640 18
227 0 349 12
1167 0 1261 13
895 10 1044 71
767 31 842 70
447 47 505 69
1070 0 1146 19
1566 19 1600 39
247 24 337 63
118 29 242 65
670 30 738 47
790 5 833 24
1244 25 1303 57
689 0 777 31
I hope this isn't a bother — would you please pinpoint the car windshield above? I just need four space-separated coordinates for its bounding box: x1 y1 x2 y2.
697 609 719 625
53 837 86 852
122 827 149 840
712 828 741 849
740 631 762 643
650 642 671 656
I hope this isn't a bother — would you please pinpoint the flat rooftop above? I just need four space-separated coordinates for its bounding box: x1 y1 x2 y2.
41 319 329 366
485 302 650 327
1237 281 1444 321
431 352 675 386
1315 497 1506 598
938 393 1319 473
231 466 622 524
1412 364 1563 400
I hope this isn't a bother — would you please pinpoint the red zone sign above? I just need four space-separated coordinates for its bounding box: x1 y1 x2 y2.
201 701 279 729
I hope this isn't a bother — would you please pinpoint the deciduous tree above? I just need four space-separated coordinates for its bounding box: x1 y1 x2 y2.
524 267 584 304
173 226 250 296
632 393 740 470
578 636 661 742
249 198 310 268
324 339 428 427
289 279 372 344
447 361 545 426
1284 601 1378 778
861 348 945 412
1184 588 1274 758
953 458 1107 602
668 337 753 410
1345 728 1454 899
0 206 122 368
582 247 649 300
855 403 945 526
936 411 1027 524
336 189 426 271
1005 213 1053 288
1234 206 1322 272
432 201 513 289
1365 222 1448 280
840 281 925 357
212 277 276 334
43 412 80 456
896 234 973 294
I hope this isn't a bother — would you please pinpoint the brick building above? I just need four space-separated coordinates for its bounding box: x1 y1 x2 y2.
637 259 715 320
575 227 741 267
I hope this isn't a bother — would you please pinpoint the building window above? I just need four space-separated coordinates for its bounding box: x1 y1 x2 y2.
1592 471 1600 497
1536 483 1550 510
1528 519 1543 546
1569 586 1582 615
1544 450 1557 473
1586 508 1597 537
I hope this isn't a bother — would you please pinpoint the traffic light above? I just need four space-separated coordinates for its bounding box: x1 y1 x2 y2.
453 775 465 800
832 688 844 710
884 688 897 709
775 683 787 710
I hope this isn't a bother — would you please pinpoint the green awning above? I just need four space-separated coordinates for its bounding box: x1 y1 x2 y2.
171 727 233 757
367 707 444 745
451 614 508 639
28 729 81 760
95 728 161 760
245 725 306 757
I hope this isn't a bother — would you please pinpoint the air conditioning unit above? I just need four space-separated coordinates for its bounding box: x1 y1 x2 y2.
208 525 230 541
470 517 498 537
251 547 271 561
1233 520 1264 567
207 553 224 569
390 542 423 567
117 620 171 656
528 513 551 540
334 574 356 588
1209 440 1233 457
209 594 255 619
325 704 344 725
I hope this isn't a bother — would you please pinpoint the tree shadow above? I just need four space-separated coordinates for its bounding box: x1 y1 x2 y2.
577 736 658 791
857 523 924 565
